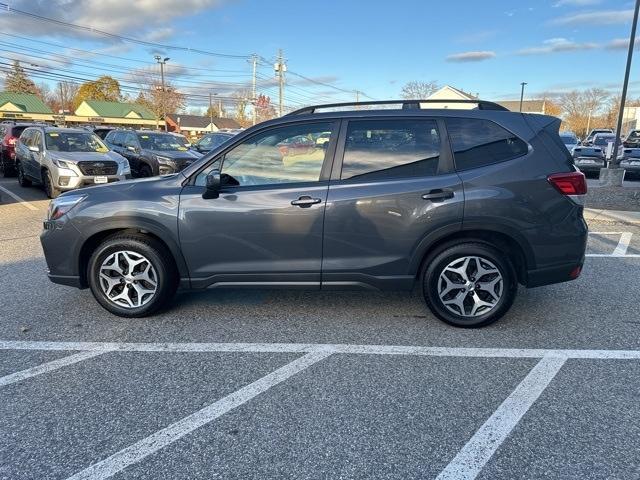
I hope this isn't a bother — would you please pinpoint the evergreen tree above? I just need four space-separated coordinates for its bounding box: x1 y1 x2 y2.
4 60 40 95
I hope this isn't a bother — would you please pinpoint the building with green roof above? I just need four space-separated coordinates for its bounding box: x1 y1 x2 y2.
0 92 53 121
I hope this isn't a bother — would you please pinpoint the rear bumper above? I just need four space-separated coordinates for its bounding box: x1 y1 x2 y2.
525 258 584 288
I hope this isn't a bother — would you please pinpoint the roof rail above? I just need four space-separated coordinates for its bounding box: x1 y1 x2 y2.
286 99 509 116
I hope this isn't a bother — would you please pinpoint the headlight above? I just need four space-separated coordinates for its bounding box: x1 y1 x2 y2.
52 158 75 169
155 155 175 166
121 159 131 175
47 194 85 220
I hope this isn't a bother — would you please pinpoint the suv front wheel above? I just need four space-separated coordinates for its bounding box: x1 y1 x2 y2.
422 242 517 328
88 233 178 317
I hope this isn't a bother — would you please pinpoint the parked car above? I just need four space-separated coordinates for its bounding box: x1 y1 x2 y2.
15 126 130 198
559 132 579 153
40 99 587 328
104 129 201 177
622 129 640 148
0 122 33 177
169 132 191 148
619 147 640 178
583 128 613 146
191 132 234 154
91 126 116 140
572 144 605 176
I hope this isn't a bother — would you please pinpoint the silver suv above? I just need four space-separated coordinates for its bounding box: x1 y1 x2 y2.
15 126 130 198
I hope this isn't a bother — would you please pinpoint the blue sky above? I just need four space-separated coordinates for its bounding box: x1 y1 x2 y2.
0 0 637 111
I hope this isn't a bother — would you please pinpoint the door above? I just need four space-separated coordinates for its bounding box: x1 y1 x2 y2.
322 117 464 290
179 121 339 288
26 130 44 179
121 132 142 172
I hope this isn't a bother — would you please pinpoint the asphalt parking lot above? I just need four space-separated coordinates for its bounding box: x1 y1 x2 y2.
1 177 640 480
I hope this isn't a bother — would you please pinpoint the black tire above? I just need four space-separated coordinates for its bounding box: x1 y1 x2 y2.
43 169 60 199
139 164 153 178
16 161 31 187
87 233 178 317
422 242 517 328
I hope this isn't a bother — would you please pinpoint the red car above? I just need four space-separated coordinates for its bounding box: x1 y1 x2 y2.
277 135 315 157
0 122 32 177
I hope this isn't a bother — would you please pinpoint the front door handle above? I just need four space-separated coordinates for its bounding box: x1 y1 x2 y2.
422 189 454 201
291 196 322 208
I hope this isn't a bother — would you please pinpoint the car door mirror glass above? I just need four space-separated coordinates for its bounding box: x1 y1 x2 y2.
28 145 40 153
203 169 221 199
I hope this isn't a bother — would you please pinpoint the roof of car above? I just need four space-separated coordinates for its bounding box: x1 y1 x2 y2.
28 126 94 134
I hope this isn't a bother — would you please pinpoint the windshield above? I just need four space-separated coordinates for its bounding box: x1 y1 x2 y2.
560 135 576 144
137 133 189 151
45 132 109 153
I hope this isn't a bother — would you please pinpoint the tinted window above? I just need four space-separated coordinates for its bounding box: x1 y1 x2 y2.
341 119 441 180
137 133 186 151
123 133 139 148
446 118 528 171
196 123 334 187
560 134 576 144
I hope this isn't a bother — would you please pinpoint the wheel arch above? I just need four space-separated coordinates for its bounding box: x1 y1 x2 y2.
410 226 533 285
77 221 190 288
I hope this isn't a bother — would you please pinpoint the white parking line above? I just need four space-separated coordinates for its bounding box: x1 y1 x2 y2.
587 231 637 257
64 351 331 480
435 355 566 480
0 350 109 388
2 340 640 359
0 184 39 211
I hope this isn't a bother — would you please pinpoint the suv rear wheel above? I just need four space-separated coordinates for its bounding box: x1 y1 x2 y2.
87 233 178 317
422 242 517 328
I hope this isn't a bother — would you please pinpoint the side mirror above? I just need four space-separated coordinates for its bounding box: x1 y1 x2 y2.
203 169 221 199
28 145 40 153
126 145 136 152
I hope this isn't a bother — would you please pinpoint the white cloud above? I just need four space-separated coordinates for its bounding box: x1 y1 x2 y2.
606 37 640 50
550 9 634 26
446 51 496 62
0 1 226 41
553 0 601 7
517 37 598 55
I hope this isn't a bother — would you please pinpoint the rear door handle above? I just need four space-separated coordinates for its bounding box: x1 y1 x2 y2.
291 196 322 208
422 189 454 201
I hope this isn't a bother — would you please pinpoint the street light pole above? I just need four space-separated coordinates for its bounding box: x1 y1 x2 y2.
154 55 170 131
209 92 214 132
609 0 640 169
519 82 527 112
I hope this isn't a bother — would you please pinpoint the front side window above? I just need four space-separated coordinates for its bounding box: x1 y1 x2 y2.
196 122 334 187
45 132 108 153
341 119 441 180
446 118 528 171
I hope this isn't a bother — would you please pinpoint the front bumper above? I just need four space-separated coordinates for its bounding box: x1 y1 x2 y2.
57 174 129 191
40 217 86 289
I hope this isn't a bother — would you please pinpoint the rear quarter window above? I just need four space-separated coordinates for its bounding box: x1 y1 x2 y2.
446 118 528 171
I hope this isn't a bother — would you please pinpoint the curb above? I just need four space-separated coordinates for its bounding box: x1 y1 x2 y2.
584 208 640 225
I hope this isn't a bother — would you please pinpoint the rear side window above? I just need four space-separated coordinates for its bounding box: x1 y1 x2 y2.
341 119 441 181
446 118 528 171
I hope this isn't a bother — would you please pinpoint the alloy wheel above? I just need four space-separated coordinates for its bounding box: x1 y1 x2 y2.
437 256 503 317
98 250 158 308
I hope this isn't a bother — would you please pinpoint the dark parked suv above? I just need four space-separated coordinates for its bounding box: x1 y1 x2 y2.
104 129 200 177
41 100 588 327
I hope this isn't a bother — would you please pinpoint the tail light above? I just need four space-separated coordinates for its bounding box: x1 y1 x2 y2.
548 171 587 196
2 136 17 147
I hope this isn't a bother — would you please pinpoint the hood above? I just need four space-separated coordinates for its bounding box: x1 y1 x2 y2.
49 150 126 163
146 149 200 160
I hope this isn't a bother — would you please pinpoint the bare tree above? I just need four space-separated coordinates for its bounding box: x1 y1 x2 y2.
559 88 610 137
400 81 439 99
233 89 251 127
132 70 185 127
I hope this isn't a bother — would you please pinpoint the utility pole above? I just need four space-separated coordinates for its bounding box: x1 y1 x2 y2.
59 83 66 126
251 54 258 125
155 55 170 131
519 82 527 112
274 49 286 117
209 92 214 132
609 0 640 172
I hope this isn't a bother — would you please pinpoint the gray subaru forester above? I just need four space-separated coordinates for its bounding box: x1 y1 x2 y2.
40 100 588 327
